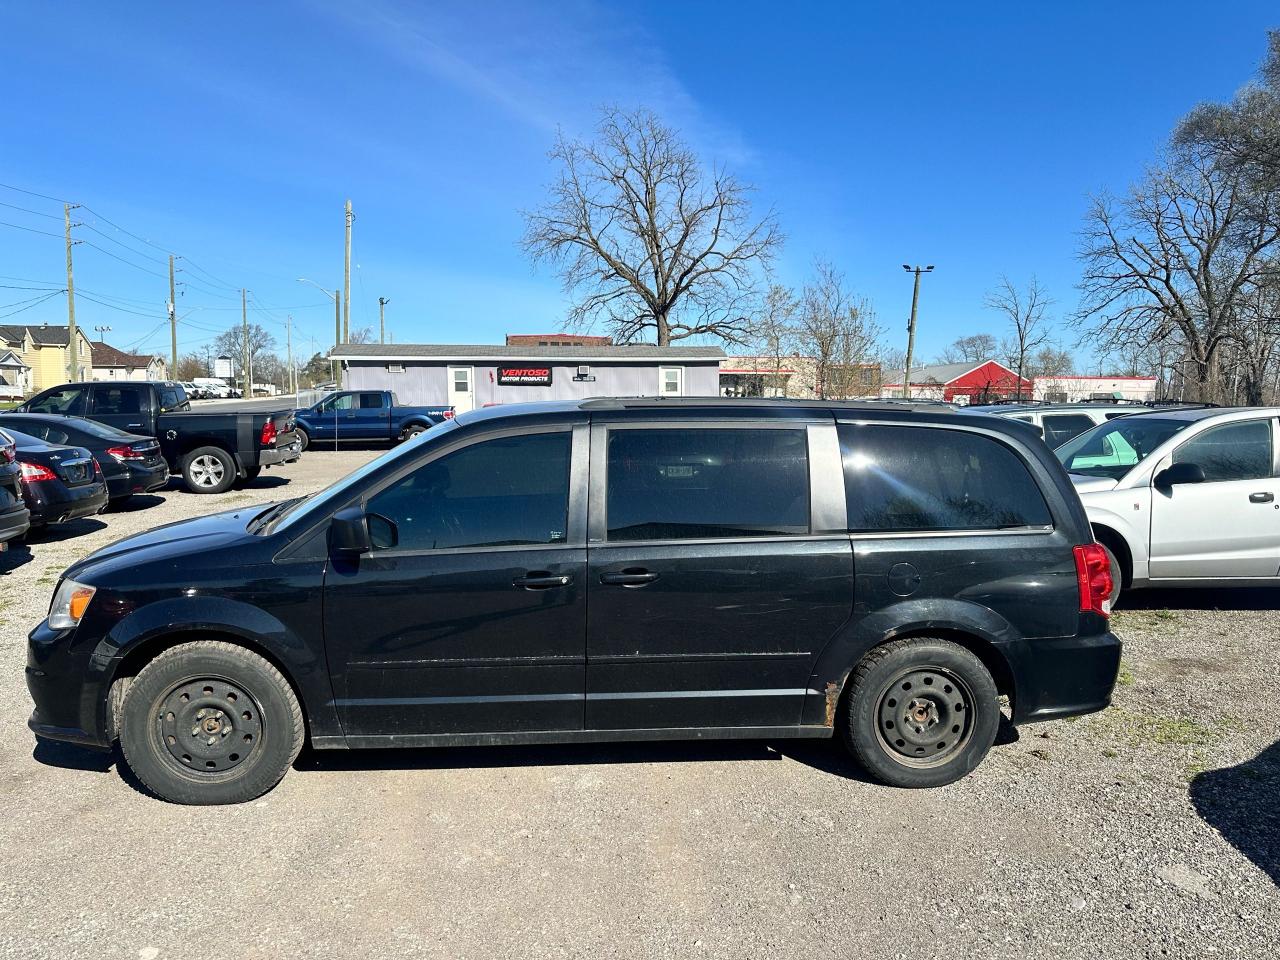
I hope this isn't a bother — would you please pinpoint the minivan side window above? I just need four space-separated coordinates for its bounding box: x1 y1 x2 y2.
1042 414 1096 448
1173 420 1272 482
840 424 1052 532
366 431 571 551
605 428 809 541
26 386 86 415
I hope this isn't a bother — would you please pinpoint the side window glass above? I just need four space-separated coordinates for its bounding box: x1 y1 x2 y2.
359 393 385 409
1042 414 1096 448
605 428 810 541
1173 421 1272 482
333 394 356 411
45 427 70 445
366 432 571 550
840 424 1052 532
27 387 86 415
91 386 144 415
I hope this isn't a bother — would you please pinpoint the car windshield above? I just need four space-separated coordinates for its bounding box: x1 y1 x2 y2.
1055 417 1191 480
263 417 459 534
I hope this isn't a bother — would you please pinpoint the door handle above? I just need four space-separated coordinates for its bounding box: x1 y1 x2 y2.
513 573 572 590
1249 492 1274 503
127 423 142 429
599 570 659 587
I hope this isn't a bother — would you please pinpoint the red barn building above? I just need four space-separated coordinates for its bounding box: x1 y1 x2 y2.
881 360 1033 404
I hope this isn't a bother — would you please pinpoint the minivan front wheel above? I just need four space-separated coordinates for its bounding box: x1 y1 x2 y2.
118 641 304 805
841 637 1000 788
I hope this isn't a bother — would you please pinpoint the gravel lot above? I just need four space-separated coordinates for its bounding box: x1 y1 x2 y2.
0 449 1276 959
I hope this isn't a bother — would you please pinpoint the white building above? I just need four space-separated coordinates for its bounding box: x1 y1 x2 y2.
90 342 168 382
1033 375 1157 403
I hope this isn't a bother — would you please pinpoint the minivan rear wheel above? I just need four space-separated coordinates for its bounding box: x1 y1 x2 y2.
118 641 304 805
840 637 1000 788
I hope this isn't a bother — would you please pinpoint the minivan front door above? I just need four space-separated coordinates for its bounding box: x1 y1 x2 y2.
322 425 588 739
1149 418 1280 578
584 422 852 732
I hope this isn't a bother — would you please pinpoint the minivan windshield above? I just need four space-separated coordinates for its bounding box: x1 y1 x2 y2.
262 417 458 533
1055 417 1191 480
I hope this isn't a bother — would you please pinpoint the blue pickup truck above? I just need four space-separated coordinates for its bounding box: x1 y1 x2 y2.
292 390 453 449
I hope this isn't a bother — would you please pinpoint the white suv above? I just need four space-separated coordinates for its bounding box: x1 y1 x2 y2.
1055 407 1279 600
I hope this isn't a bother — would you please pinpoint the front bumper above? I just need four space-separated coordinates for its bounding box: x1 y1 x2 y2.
26 619 114 750
0 502 30 544
1008 630 1123 724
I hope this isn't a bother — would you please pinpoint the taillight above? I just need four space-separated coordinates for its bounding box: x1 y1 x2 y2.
1073 543 1114 618
106 444 145 462
261 420 277 446
0 443 13 464
442 410 455 420
19 461 57 483
92 457 103 476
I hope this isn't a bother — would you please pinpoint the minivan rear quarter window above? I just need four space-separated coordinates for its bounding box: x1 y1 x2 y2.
840 423 1051 532
606 427 809 541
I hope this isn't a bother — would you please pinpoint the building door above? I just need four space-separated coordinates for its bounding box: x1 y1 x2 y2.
448 365 474 413
658 366 683 397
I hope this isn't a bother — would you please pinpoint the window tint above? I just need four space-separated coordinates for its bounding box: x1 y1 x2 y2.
366 431 571 550
606 428 809 541
1042 414 1096 447
27 387 86 415
159 385 184 410
359 392 385 409
92 386 144 415
1173 420 1272 482
840 424 1051 532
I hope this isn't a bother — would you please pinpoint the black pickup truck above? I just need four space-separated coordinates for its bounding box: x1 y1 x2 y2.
7 381 301 494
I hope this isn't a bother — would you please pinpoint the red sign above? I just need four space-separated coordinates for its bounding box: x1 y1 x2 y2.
497 366 553 386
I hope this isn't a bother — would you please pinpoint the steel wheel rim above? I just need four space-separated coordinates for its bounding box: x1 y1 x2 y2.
190 455 224 487
154 677 264 775
874 665 975 768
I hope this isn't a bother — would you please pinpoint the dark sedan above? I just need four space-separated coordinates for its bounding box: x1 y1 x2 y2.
7 429 109 535
0 414 168 504
0 428 31 549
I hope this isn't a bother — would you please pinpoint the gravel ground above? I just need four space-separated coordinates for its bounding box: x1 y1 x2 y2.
0 449 1276 959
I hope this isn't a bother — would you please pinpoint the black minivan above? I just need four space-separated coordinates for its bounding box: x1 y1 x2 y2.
27 399 1120 804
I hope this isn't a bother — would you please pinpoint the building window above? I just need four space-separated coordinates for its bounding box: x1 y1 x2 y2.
659 366 683 396
387 363 405 373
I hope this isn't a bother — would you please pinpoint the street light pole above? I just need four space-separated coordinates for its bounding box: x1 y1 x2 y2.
378 297 389 344
901 264 934 399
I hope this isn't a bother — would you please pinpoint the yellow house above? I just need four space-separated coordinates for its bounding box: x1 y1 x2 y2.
0 324 94 393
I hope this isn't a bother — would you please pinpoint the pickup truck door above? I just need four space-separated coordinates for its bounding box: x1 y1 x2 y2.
86 383 150 433
352 391 390 439
309 393 356 441
1149 418 1280 579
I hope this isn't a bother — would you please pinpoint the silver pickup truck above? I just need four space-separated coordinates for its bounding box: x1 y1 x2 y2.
1054 406 1280 601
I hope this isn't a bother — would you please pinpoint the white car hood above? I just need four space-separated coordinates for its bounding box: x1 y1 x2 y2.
1069 474 1120 495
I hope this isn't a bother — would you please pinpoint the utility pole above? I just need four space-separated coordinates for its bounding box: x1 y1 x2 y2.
242 288 251 397
343 200 353 344
286 314 295 396
64 204 80 381
901 264 934 399
378 297 389 344
93 325 112 343
168 255 178 377
334 289 341 385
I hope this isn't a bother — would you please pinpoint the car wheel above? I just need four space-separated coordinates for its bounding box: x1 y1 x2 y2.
400 424 426 442
181 446 236 494
118 641 304 805
296 429 310 452
840 637 1000 788
1101 543 1123 607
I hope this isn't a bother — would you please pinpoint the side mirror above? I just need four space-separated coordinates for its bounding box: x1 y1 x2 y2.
330 506 373 553
1154 461 1206 488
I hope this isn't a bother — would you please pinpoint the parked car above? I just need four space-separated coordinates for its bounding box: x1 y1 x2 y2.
26 398 1119 804
0 428 31 549
192 378 231 399
292 389 453 449
968 402 1145 447
181 381 205 400
1055 406 1280 602
0 414 168 505
8 381 301 494
6 428 108 537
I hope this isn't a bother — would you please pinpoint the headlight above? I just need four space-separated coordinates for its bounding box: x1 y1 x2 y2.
48 579 96 630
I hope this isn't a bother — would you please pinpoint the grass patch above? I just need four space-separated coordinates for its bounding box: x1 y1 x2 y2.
1116 662 1135 687
1093 708 1219 747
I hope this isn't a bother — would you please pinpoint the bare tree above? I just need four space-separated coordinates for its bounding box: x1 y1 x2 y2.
793 260 884 399
214 324 276 385
1076 147 1280 402
348 326 376 345
986 275 1051 400
522 107 782 346
939 333 998 364
1027 344 1074 379
746 284 798 396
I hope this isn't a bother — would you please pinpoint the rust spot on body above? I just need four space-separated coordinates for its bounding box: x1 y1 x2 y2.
824 680 840 726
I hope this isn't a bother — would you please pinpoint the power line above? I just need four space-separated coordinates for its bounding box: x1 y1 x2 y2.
0 218 65 240
76 239 172 280
77 220 172 267
0 200 61 220
0 290 63 320
0 181 73 204
75 291 165 318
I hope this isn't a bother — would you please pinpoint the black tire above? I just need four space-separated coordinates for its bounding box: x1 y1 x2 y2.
181 446 236 494
840 637 1000 788
240 466 262 483
118 640 304 805
400 423 427 443
1101 543 1123 607
296 429 310 452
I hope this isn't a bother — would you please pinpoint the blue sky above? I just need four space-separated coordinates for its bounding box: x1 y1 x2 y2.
1 1 1276 368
